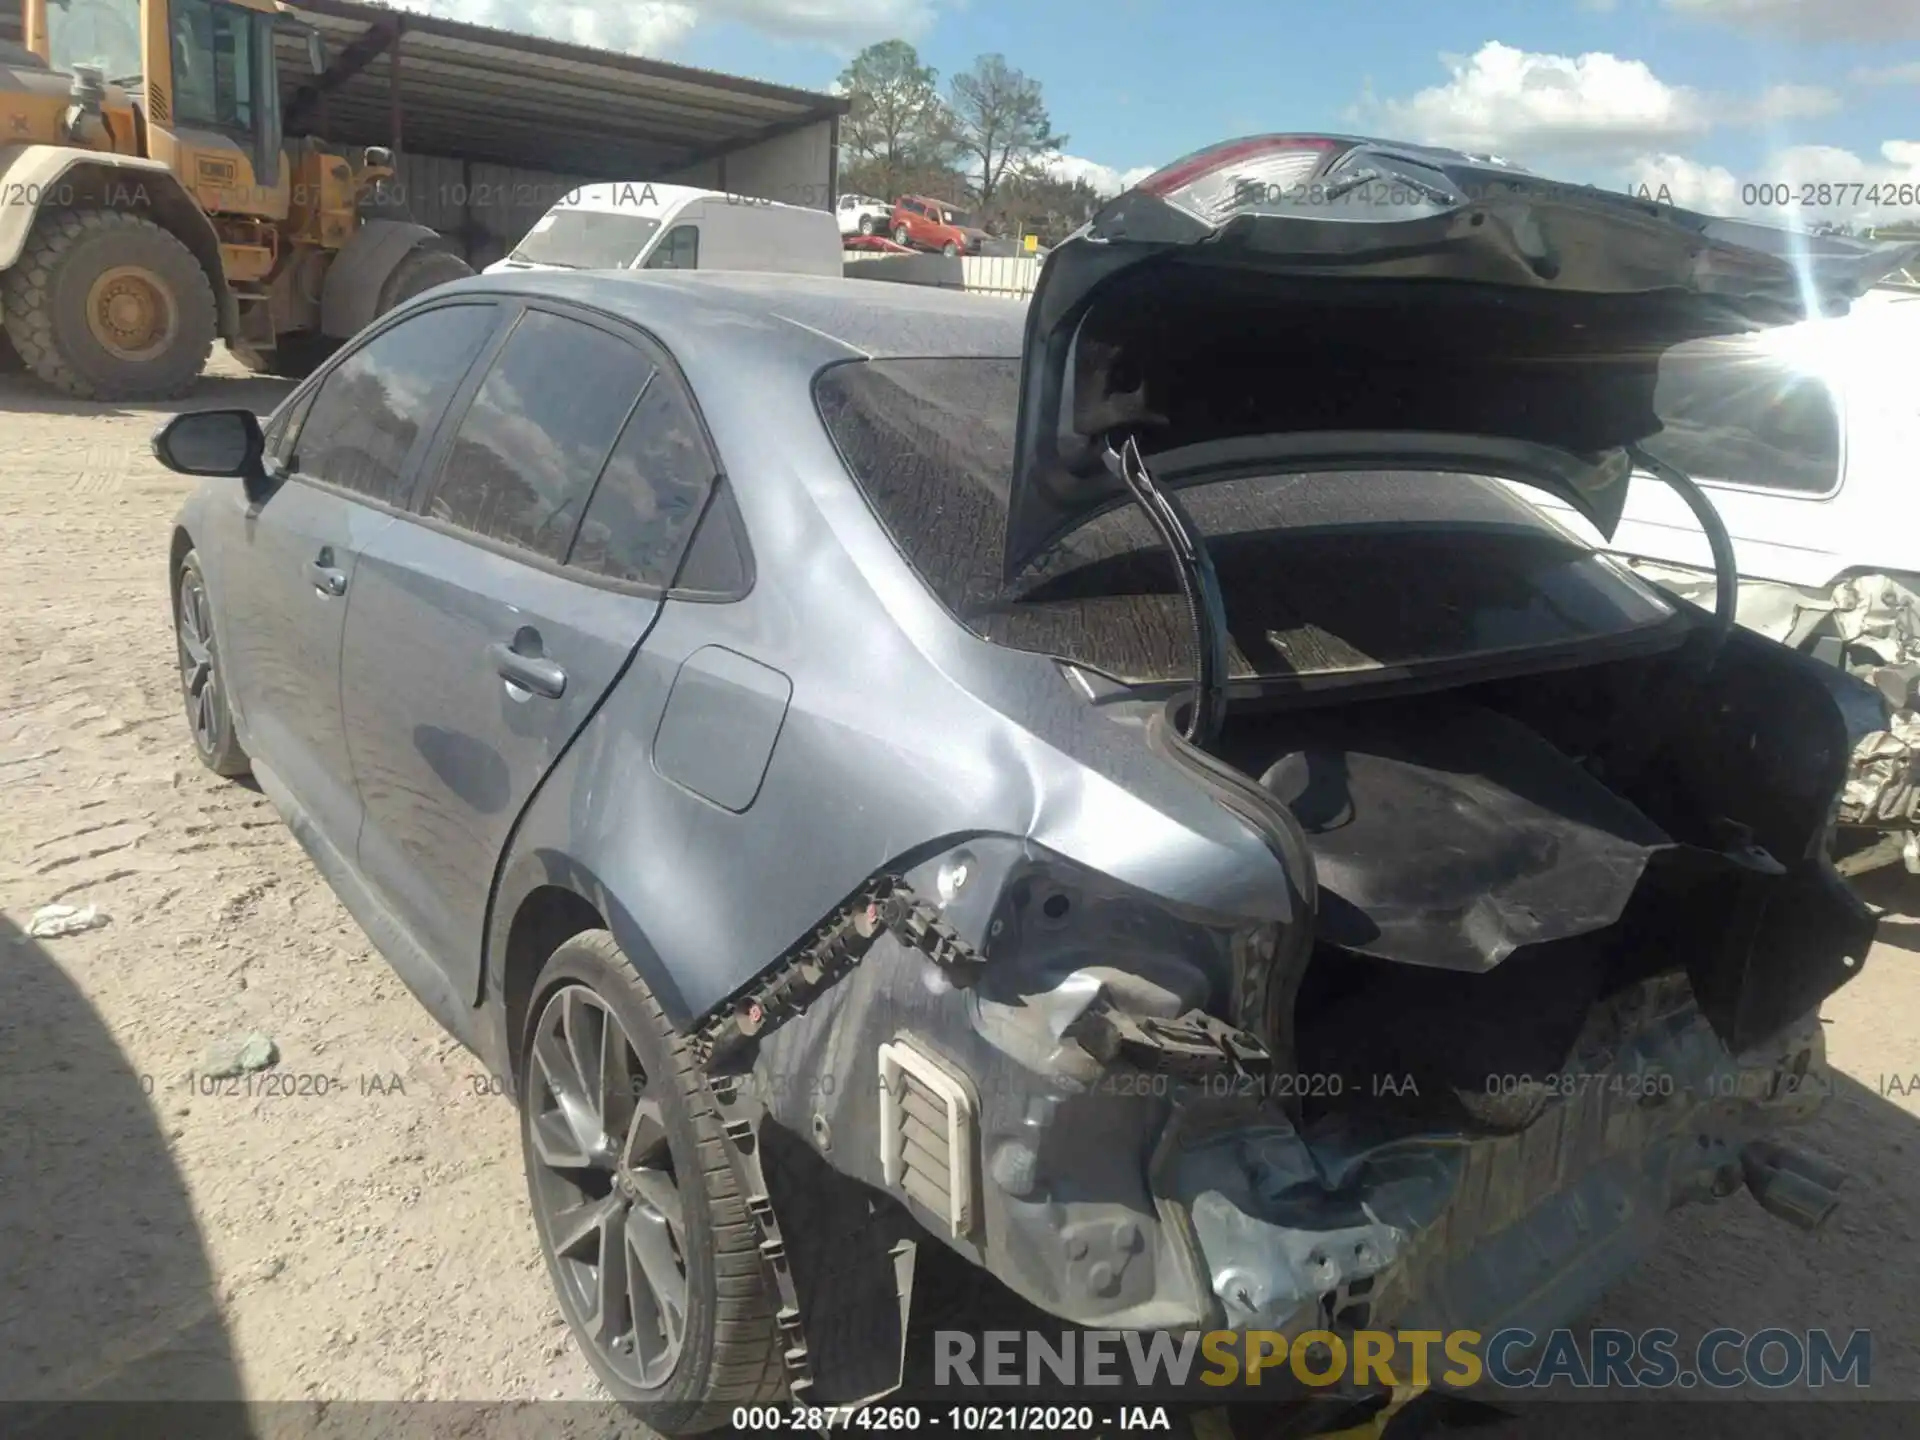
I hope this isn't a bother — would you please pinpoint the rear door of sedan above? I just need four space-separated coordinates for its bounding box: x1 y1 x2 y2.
337 299 721 991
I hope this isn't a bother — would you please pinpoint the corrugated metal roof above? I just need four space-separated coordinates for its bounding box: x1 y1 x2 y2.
284 0 844 174
3 0 845 176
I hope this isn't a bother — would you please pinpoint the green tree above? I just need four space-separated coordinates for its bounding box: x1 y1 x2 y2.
837 40 952 202
948 54 1064 211
985 171 1104 245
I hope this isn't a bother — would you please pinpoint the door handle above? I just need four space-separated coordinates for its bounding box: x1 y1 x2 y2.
308 561 347 597
489 641 566 699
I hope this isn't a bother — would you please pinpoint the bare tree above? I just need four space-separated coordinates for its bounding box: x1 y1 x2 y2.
948 54 1064 211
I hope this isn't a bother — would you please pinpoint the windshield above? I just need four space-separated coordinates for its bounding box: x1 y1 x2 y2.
815 357 1680 686
47 0 143 83
509 211 663 269
169 0 256 131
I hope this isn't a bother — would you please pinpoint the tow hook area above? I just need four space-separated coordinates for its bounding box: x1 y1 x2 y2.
1741 1139 1847 1232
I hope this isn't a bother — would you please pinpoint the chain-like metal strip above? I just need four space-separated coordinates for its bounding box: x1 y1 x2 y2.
689 878 981 1401
688 876 1270 1401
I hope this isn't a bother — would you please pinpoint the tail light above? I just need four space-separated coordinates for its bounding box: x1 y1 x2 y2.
1132 134 1352 226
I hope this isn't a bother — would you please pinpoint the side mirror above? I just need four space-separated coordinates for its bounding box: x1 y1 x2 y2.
152 409 265 478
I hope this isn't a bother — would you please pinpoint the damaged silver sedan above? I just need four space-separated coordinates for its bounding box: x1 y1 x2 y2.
159 130 1916 1432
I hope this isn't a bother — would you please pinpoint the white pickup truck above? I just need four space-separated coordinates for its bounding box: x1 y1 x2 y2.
1526 283 1920 876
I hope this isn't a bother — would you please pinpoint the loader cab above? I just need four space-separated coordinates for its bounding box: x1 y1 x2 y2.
32 0 319 208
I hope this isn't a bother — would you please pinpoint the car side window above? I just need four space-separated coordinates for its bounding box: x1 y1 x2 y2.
1644 336 1842 496
264 385 316 471
567 368 717 588
295 303 498 505
644 224 700 270
424 310 653 561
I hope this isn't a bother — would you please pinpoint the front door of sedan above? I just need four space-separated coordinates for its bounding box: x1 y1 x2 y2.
338 304 718 993
215 301 502 855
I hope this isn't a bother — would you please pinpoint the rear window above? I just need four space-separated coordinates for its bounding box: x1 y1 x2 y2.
1640 336 1841 496
815 358 1681 686
512 211 662 270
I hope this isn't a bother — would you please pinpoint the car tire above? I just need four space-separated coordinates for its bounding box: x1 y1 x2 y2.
173 549 250 779
858 215 876 236
893 225 912 247
942 242 958 257
1 207 216 401
520 931 785 1432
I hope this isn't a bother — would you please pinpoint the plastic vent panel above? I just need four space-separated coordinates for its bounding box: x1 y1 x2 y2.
877 1039 976 1239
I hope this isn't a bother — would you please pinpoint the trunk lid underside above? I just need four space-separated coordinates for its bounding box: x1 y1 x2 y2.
1006 133 1920 579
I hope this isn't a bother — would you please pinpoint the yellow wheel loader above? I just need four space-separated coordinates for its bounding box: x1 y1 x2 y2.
1 0 471 400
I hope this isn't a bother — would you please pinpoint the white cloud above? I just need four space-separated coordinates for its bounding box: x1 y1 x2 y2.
1367 42 1840 166
1746 83 1840 121
1664 0 1920 41
399 0 939 55
1629 141 1920 224
1371 43 1714 160
1043 153 1157 196
397 0 690 51
1854 61 1920 84
1626 152 1745 213
710 0 940 45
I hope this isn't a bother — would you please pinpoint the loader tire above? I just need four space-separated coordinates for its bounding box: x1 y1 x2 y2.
1 208 216 401
376 246 474 313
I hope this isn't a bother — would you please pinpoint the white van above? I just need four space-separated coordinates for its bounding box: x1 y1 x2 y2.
483 182 843 278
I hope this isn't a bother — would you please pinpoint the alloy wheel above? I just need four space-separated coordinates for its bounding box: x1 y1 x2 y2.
525 983 689 1389
176 567 220 758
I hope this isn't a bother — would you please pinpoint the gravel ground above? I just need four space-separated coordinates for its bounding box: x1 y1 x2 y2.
2 355 1918 1439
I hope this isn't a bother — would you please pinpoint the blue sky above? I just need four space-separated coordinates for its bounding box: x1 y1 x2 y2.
428 0 1920 222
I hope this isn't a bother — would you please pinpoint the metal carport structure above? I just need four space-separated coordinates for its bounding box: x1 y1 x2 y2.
278 0 846 265
3 0 847 267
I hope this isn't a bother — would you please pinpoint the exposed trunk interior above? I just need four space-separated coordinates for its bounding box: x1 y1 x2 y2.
1186 622 1877 1132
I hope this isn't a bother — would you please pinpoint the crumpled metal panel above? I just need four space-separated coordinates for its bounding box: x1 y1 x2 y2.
1629 558 1920 826
1152 971 1829 1339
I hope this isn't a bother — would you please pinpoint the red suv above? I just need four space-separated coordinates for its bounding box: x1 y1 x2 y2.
890 196 985 255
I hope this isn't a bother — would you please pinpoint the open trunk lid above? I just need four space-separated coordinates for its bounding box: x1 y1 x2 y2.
1006 133 1920 579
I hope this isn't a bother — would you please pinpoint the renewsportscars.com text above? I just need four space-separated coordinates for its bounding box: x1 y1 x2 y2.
935 1326 1872 1391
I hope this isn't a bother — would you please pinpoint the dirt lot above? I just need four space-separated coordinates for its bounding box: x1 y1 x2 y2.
3 356 1919 1438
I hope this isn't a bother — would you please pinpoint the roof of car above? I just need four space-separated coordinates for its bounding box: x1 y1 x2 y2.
431 268 1027 363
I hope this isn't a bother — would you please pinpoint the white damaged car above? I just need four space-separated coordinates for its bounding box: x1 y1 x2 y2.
1523 282 1920 877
